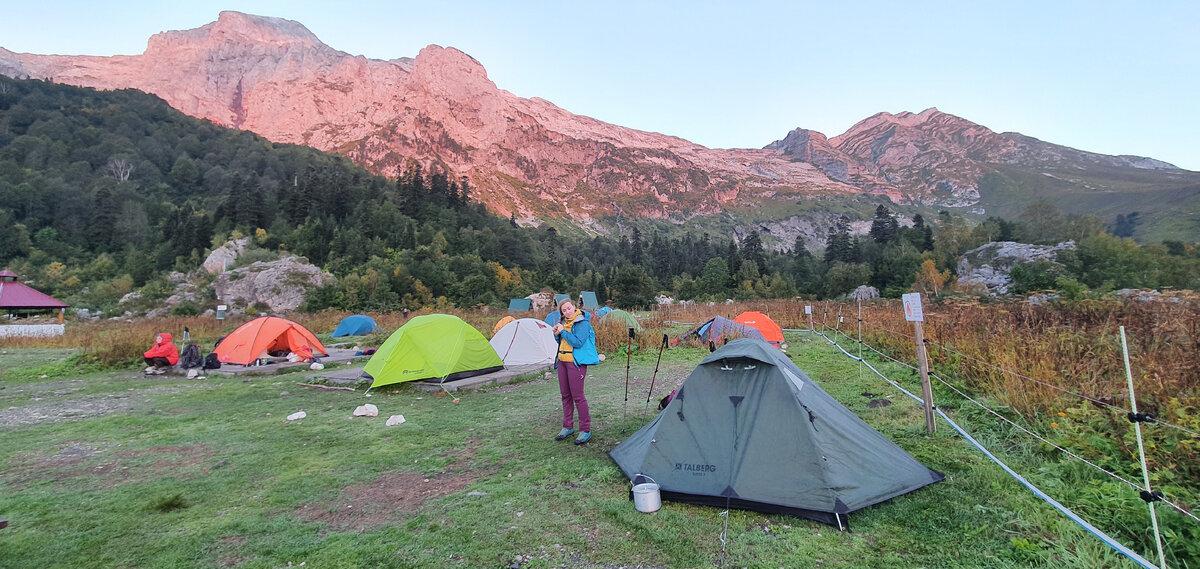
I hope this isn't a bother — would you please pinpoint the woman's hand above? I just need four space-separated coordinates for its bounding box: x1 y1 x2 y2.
552 324 564 334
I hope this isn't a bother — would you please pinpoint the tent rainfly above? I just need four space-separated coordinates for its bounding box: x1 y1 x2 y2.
332 314 377 337
364 314 503 387
610 339 943 529
215 316 328 365
580 291 599 310
489 318 557 367
508 298 532 312
733 311 785 347
678 316 764 346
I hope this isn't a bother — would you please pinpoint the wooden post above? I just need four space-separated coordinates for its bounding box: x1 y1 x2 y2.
914 321 936 434
805 305 813 331
57 308 64 323
856 298 863 358
902 292 935 434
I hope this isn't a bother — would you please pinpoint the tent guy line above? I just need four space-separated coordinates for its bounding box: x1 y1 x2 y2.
813 329 1159 569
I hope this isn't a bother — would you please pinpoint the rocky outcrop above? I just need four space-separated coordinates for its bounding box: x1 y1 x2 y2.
213 255 333 312
203 237 250 274
849 285 880 301
956 241 1076 295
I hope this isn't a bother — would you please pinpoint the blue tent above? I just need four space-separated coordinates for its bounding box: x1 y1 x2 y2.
554 293 571 305
544 310 562 326
595 306 613 318
332 314 377 337
678 316 764 345
580 291 599 310
508 298 532 312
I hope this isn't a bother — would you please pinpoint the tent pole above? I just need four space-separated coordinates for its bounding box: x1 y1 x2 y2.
623 327 634 418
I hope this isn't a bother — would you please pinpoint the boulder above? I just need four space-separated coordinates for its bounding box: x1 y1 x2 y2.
286 411 306 421
213 255 333 312
386 414 406 427
956 241 1076 295
203 237 251 274
526 291 554 311
654 294 674 305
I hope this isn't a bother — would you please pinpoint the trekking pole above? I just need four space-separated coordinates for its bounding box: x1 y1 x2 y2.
646 334 668 409
623 327 634 418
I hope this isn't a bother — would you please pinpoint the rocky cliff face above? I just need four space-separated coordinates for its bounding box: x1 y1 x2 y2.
0 11 866 223
2 11 1191 233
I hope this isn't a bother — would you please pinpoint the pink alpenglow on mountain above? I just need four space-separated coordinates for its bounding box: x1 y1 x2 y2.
0 11 1185 226
0 11 866 222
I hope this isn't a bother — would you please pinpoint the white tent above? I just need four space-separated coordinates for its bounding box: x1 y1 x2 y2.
489 318 557 368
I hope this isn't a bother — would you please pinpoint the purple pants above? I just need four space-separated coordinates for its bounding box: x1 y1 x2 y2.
557 361 590 432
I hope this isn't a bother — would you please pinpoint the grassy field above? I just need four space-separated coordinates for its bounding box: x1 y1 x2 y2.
0 329 1159 568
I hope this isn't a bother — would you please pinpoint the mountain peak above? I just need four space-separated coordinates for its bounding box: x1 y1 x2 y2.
146 11 324 54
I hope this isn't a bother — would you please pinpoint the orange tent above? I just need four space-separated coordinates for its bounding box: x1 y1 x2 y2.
492 315 515 337
215 316 328 365
733 311 784 346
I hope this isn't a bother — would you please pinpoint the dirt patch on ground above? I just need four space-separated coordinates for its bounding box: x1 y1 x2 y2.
296 438 490 532
0 385 184 427
3 442 215 489
213 535 248 568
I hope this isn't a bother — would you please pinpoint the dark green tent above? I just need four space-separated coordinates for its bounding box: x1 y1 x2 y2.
609 339 942 529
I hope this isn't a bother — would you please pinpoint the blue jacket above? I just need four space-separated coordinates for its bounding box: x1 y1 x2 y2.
557 311 600 365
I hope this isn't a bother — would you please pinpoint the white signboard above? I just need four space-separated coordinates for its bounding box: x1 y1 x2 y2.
804 305 813 315
902 293 924 322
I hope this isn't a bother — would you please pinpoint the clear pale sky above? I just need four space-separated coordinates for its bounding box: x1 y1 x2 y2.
3 1 1197 170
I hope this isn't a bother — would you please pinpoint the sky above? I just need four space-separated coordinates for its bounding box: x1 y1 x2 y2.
3 1 1198 170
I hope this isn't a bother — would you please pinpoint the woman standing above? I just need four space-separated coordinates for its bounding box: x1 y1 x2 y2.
552 299 599 445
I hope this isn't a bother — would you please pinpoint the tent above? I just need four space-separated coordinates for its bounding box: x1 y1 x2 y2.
599 309 642 332
678 316 764 345
332 314 377 337
364 314 503 387
554 293 571 306
489 318 557 367
508 298 532 312
733 311 785 346
492 315 516 337
610 339 943 528
544 310 562 327
580 291 599 310
215 316 328 365
595 306 613 318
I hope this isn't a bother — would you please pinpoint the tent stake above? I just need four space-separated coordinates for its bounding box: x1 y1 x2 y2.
1120 326 1168 568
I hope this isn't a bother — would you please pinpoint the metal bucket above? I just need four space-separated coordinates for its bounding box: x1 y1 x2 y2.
632 475 661 513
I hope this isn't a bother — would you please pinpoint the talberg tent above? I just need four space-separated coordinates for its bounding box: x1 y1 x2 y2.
734 311 785 346
610 339 943 528
215 316 328 365
491 315 516 337
332 314 377 337
489 318 557 367
364 314 503 387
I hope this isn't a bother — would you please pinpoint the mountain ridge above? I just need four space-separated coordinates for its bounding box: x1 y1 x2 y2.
1 11 1196 241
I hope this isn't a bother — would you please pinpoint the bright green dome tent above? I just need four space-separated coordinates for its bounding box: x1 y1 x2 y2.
364 314 503 387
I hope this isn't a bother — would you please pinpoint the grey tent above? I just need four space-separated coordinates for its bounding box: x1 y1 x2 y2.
609 339 942 529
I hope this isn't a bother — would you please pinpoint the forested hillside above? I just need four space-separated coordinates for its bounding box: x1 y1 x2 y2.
0 78 1197 314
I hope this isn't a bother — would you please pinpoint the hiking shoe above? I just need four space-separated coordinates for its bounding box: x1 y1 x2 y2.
144 366 155 374
573 431 592 445
555 428 575 441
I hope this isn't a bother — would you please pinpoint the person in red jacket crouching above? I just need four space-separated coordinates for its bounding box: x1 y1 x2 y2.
143 332 179 375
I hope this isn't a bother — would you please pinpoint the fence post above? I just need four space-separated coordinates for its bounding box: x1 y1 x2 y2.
902 293 935 434
856 298 863 358
1120 326 1168 569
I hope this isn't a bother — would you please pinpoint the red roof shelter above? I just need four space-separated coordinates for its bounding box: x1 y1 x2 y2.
0 269 69 314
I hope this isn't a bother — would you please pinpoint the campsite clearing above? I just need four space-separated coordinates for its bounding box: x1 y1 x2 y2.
0 333 1136 567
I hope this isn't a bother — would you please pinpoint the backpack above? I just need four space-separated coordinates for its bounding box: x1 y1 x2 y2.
202 352 222 370
179 344 203 369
